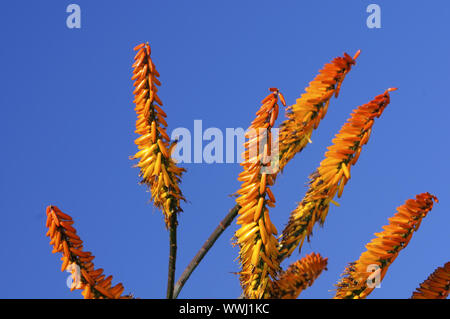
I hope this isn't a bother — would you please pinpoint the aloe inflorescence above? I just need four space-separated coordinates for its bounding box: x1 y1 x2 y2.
130 42 185 228
46 206 131 299
334 193 438 299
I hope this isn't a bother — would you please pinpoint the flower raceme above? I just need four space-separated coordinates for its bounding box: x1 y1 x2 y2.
334 192 438 299
278 50 360 172
411 262 450 299
270 252 328 299
45 205 130 299
278 88 397 260
233 88 286 299
131 42 185 228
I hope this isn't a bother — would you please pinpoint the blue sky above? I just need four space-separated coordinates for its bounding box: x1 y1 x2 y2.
0 1 448 299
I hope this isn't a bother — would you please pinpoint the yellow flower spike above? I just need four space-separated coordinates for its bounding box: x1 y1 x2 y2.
233 89 283 299
130 43 185 228
278 51 359 172
278 89 396 261
271 252 328 299
334 193 438 299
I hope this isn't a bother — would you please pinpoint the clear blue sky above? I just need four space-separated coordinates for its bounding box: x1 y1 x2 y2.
0 1 448 299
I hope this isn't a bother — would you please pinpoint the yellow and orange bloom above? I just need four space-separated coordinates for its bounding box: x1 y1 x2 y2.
278 51 360 171
271 252 328 299
279 88 396 260
45 205 131 299
233 89 285 299
411 262 449 299
334 193 438 299
131 42 185 228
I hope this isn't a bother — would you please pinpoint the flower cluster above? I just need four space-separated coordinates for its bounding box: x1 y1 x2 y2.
233 89 285 299
45 205 131 299
279 88 396 260
334 193 438 299
278 51 360 171
271 252 328 299
131 43 185 228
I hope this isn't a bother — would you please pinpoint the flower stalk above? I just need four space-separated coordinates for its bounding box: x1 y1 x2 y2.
334 192 438 299
279 88 397 260
131 42 185 229
45 205 131 299
233 88 285 299
278 51 360 171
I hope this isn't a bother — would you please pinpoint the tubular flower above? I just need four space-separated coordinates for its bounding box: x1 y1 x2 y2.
334 193 438 299
233 88 286 299
45 205 132 299
271 252 328 299
279 88 397 260
411 262 450 299
278 50 360 172
131 42 185 228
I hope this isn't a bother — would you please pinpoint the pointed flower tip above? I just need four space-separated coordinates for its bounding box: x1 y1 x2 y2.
133 43 145 51
353 49 361 60
387 87 398 92
425 192 438 203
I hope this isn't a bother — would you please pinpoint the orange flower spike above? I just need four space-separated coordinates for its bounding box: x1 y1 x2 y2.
233 89 283 299
45 205 132 299
271 253 328 299
278 89 395 260
130 43 185 228
411 262 450 299
334 193 438 299
278 51 360 172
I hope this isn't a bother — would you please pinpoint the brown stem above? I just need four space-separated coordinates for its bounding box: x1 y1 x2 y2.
173 204 240 298
166 213 178 299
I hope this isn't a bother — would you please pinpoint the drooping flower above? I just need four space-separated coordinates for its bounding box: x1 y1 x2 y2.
411 262 449 299
278 51 360 172
271 252 328 299
233 88 285 299
279 88 396 260
130 43 185 228
334 193 438 299
45 205 132 299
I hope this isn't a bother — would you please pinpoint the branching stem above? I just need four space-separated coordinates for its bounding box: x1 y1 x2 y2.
173 204 240 298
